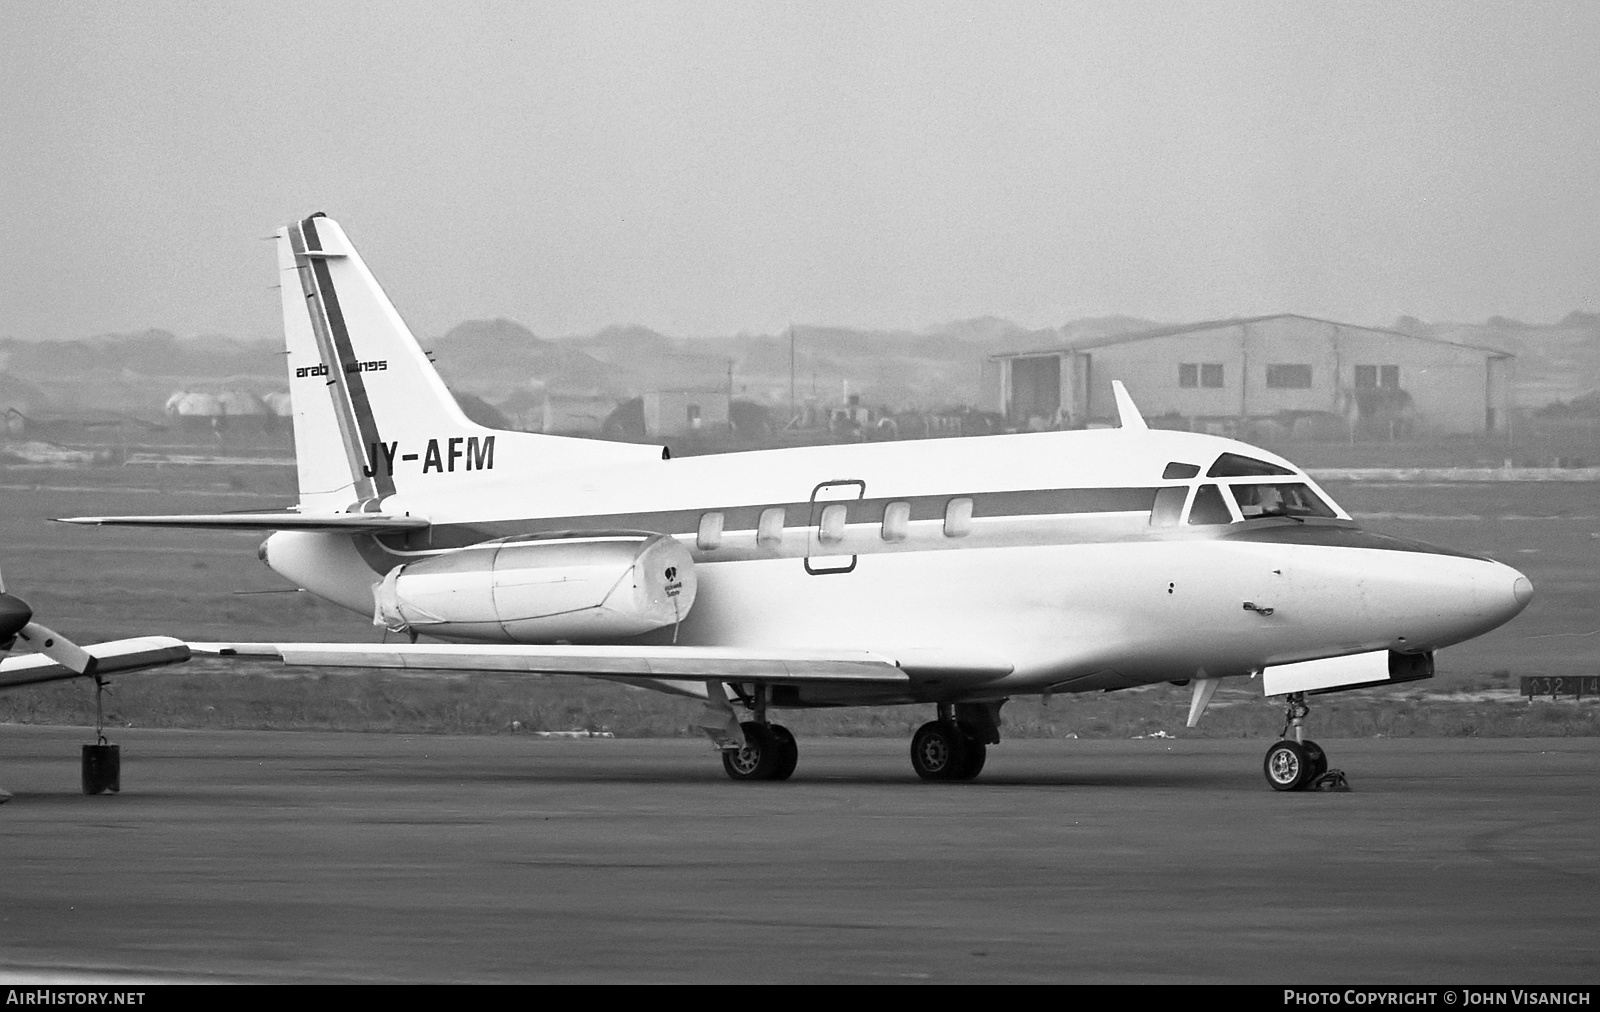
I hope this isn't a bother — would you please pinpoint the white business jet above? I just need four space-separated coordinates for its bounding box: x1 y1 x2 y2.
60 214 1533 790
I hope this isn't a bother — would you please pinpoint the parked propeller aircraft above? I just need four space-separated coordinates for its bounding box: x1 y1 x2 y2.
61 214 1534 790
0 569 190 800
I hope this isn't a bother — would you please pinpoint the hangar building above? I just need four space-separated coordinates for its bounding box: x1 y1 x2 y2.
988 315 1514 437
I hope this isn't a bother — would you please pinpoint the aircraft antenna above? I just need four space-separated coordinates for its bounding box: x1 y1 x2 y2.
1111 381 1148 431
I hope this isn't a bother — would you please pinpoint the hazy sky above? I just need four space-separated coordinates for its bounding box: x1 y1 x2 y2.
4 1 1598 343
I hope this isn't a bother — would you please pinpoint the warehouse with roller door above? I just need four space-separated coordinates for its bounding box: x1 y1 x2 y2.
988 314 1514 438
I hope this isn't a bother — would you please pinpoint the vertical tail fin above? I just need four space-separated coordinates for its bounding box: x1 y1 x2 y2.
277 214 660 511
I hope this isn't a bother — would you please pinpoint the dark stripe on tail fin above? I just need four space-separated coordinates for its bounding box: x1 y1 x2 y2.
294 216 395 502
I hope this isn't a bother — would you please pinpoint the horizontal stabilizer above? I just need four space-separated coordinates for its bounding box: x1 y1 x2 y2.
0 636 190 691
55 512 430 533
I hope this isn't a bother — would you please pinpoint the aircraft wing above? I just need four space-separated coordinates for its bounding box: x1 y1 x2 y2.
189 642 1012 693
55 512 429 532
0 636 191 691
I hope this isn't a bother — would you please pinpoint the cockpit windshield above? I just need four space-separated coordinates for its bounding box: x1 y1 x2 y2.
1231 482 1337 519
1207 452 1295 477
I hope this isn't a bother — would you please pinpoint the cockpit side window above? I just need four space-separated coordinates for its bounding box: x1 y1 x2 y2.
1186 484 1234 525
1150 486 1188 527
1207 452 1295 477
1162 461 1201 479
1231 482 1337 519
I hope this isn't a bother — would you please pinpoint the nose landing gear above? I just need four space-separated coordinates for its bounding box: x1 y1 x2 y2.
1264 693 1349 792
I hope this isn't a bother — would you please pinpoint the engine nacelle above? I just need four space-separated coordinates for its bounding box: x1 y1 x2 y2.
372 532 695 643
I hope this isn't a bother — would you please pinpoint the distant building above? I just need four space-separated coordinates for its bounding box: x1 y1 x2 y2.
988 315 1514 437
164 388 281 433
644 388 729 438
494 386 614 435
536 392 613 435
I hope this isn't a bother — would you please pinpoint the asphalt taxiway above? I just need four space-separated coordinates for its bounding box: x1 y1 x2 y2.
1 728 1597 984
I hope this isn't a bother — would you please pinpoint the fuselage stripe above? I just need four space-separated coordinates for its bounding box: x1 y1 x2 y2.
375 485 1166 556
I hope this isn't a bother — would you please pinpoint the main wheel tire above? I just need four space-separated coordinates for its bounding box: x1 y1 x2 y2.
1302 739 1329 781
722 722 780 781
911 721 970 781
953 738 987 780
769 724 799 781
1263 740 1313 792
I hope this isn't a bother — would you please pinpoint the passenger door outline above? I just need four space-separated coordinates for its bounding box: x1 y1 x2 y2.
806 479 866 575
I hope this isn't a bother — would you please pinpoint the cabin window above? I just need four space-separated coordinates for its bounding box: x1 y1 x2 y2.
1381 365 1400 389
757 507 785 546
1207 452 1294 477
1179 363 1197 388
881 501 910 542
1187 485 1233 525
1200 364 1224 388
818 503 848 544
1150 486 1188 527
696 511 724 550
1266 364 1313 388
1162 461 1201 479
1232 482 1337 519
944 497 974 537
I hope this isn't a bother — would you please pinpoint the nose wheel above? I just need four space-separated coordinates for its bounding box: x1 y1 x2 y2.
1264 694 1346 792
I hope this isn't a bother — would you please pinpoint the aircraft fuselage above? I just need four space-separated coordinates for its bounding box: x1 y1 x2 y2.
263 425 1531 706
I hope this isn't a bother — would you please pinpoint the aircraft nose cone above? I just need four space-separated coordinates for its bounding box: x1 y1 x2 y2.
0 592 34 640
1512 575 1534 608
1481 563 1533 630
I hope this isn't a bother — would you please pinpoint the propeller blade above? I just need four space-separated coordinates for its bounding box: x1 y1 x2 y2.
15 622 96 676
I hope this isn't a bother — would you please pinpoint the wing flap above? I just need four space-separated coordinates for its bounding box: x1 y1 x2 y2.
190 642 968 686
0 636 191 690
55 513 429 532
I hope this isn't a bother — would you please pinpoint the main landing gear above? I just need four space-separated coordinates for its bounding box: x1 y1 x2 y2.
910 702 1004 782
721 721 799 782
700 689 1007 783
1263 692 1348 792
699 683 798 782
